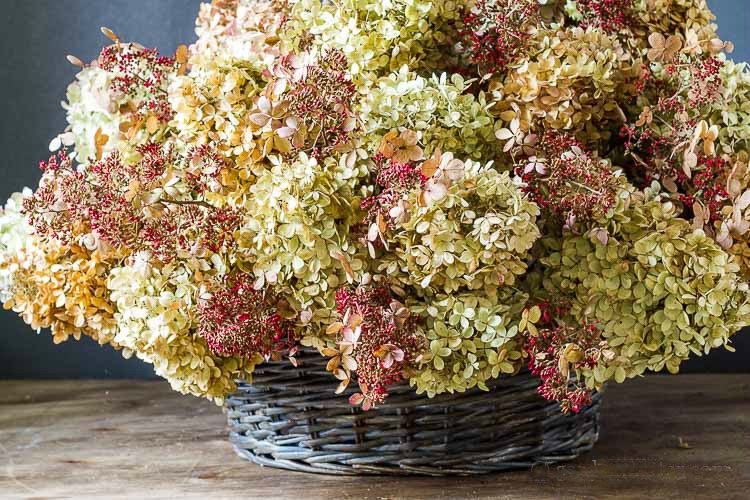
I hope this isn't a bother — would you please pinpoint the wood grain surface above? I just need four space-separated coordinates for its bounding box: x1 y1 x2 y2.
1 375 748 499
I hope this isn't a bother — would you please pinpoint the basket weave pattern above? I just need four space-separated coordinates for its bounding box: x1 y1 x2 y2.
226 351 601 475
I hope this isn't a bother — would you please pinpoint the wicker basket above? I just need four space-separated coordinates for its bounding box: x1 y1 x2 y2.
225 350 601 476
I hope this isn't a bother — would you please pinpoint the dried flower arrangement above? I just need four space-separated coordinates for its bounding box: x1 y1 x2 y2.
2 0 749 419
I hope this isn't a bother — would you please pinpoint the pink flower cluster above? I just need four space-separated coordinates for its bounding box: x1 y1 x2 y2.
576 0 635 34
525 317 605 414
275 49 356 159
516 132 620 225
360 153 424 235
621 54 730 220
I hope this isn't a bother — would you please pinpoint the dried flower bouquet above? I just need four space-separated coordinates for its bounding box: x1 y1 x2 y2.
2 0 749 417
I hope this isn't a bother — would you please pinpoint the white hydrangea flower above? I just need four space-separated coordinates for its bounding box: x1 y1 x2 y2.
57 66 123 164
0 189 35 303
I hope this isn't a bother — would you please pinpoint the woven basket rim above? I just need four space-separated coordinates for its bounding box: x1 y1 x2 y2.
225 350 601 476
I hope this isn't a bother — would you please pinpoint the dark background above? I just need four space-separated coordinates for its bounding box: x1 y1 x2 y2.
0 0 748 378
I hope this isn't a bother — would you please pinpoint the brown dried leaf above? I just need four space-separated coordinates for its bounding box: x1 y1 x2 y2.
326 356 340 372
421 148 441 178
326 322 344 335
94 128 109 160
100 26 120 43
175 44 189 64
335 380 349 394
146 115 160 134
331 250 354 283
66 55 85 68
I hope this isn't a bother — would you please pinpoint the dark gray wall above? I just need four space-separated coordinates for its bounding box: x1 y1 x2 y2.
0 0 748 378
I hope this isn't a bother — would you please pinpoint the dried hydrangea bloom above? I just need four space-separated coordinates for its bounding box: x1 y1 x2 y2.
0 191 36 304
460 0 541 74
361 68 501 161
516 132 624 224
543 188 750 381
280 0 469 88
24 144 241 264
376 155 541 294
636 0 716 37
408 287 528 397
489 26 635 147
236 151 369 337
526 321 611 414
108 256 260 403
3 240 119 346
168 55 266 171
192 0 287 65
56 65 126 164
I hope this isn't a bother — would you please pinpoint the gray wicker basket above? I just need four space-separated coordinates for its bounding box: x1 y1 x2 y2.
225 350 601 476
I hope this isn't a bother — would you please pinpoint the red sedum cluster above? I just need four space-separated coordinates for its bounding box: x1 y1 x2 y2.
575 0 635 34
198 273 296 359
525 316 610 414
516 132 620 225
460 0 540 74
360 152 425 233
23 143 241 263
99 42 177 124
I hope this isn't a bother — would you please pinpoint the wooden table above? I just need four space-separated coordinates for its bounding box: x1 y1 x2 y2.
0 375 748 499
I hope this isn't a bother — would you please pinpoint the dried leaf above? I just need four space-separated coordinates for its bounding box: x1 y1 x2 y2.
335 380 349 394
331 250 354 283
66 55 85 68
94 128 109 160
421 149 441 178
326 322 344 335
146 115 160 134
175 44 189 64
326 356 340 372
100 26 120 43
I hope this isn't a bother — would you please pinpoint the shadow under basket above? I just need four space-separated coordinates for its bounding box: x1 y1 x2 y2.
225 351 601 476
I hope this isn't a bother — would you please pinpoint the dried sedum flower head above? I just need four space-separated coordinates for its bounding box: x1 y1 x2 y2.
198 272 296 359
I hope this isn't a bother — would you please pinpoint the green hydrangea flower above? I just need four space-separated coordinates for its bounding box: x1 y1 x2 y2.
236 152 370 329
360 68 502 161
380 159 540 295
543 188 750 386
409 287 527 396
